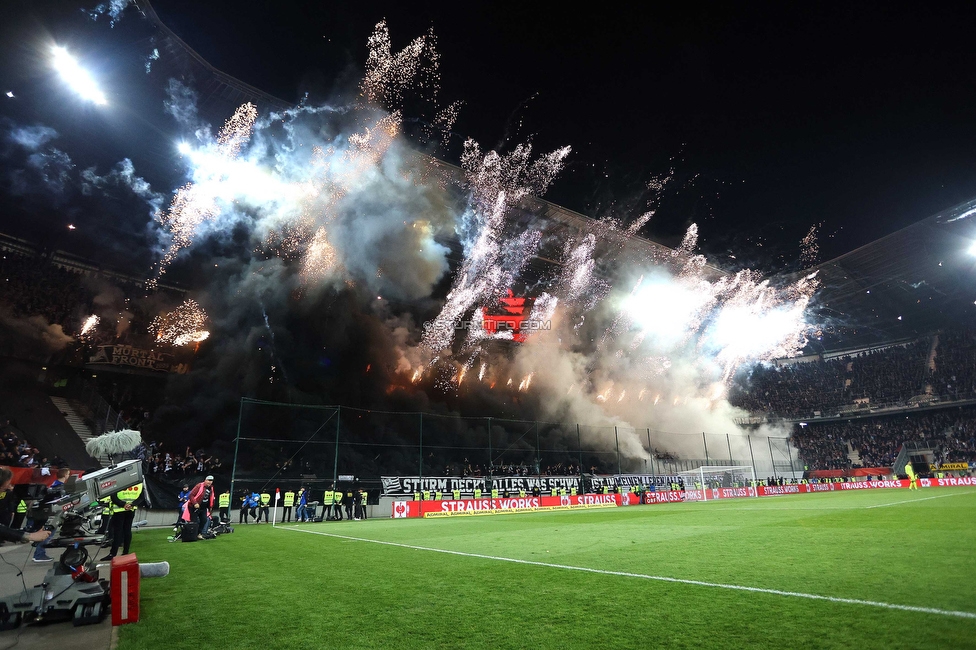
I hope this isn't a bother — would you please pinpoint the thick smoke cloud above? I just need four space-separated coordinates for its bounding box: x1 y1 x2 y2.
0 307 74 359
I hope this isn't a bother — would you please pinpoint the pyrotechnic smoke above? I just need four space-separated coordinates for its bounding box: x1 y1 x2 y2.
0 307 74 358
88 0 132 27
139 21 817 463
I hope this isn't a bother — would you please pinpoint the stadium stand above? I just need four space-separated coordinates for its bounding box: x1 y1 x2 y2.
791 406 976 470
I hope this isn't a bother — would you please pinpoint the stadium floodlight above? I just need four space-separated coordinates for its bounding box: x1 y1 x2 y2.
51 46 108 105
969 241 976 256
677 465 757 501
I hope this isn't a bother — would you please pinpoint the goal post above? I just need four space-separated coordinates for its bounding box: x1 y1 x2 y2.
676 465 757 501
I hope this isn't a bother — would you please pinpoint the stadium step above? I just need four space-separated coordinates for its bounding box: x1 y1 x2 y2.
49 396 96 445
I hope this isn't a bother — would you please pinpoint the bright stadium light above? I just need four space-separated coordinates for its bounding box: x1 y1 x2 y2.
51 46 108 105
177 141 192 155
969 241 976 256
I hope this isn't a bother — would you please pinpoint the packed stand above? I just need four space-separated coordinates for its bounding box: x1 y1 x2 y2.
730 340 933 418
791 407 976 470
729 358 849 417
0 417 66 469
845 341 930 404
0 253 90 330
144 443 222 477
930 329 976 400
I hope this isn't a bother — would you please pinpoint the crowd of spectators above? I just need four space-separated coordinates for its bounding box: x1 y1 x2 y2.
0 418 66 469
730 334 976 418
729 358 849 417
791 407 976 470
452 460 586 477
144 443 222 477
0 253 90 330
930 329 976 400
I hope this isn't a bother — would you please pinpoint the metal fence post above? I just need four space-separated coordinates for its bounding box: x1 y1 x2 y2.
614 427 621 475
576 423 583 477
230 398 244 517
703 432 709 467
786 437 796 477
332 405 340 484
747 434 757 479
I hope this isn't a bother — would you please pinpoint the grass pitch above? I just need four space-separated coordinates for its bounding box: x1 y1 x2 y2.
117 488 976 649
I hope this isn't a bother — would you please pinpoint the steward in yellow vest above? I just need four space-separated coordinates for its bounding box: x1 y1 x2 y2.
218 491 231 523
258 493 271 523
282 490 295 523
473 488 482 499
452 488 461 500
104 483 144 560
323 490 334 519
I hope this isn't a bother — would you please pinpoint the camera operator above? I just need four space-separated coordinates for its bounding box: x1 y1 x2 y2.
0 468 50 544
32 468 70 563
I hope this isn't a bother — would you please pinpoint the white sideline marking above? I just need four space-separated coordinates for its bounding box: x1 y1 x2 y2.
865 492 972 509
278 526 976 620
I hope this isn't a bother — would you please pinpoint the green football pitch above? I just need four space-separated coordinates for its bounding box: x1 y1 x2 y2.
117 487 976 649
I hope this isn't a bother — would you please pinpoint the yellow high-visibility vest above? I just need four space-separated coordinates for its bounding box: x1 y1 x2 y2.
110 483 143 514
283 491 295 507
218 492 231 508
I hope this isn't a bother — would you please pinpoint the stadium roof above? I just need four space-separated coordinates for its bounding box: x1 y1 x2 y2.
810 198 976 350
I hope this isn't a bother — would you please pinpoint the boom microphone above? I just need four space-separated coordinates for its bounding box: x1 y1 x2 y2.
86 429 142 461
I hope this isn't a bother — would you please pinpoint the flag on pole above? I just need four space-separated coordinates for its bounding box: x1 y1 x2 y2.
275 488 281 503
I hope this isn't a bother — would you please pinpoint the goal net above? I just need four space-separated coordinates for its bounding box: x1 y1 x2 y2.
677 465 757 501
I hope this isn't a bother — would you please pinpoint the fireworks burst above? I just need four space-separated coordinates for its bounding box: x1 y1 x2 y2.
799 224 820 268
421 139 570 353
149 299 210 347
300 227 339 283
152 104 259 283
79 314 100 341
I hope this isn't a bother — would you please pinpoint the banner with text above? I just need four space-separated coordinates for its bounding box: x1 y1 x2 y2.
391 493 625 518
380 475 581 497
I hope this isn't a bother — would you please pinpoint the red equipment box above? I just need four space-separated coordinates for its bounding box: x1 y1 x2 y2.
110 554 140 625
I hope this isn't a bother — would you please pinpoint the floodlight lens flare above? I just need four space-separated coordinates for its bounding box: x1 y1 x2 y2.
51 46 107 106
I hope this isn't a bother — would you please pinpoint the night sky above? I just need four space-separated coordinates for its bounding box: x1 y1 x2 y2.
3 2 976 269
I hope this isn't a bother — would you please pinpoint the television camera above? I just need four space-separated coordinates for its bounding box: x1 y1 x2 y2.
0 459 144 629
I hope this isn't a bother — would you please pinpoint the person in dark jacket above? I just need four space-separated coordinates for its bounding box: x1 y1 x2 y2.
342 489 354 520
0 468 48 544
295 487 309 522
177 484 191 519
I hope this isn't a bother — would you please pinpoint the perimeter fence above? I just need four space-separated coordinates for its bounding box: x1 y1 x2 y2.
229 398 803 500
